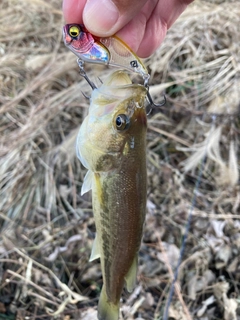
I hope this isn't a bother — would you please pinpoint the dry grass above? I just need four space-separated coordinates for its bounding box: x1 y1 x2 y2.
0 0 240 319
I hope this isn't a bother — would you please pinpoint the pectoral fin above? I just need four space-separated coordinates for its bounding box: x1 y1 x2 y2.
89 233 101 262
125 255 138 293
81 170 93 195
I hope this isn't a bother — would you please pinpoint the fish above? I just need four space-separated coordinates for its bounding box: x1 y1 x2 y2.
62 24 149 83
76 70 147 320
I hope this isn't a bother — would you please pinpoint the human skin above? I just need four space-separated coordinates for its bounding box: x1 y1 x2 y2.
62 0 194 58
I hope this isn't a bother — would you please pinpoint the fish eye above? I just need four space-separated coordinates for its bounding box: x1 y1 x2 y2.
115 114 130 131
69 26 80 38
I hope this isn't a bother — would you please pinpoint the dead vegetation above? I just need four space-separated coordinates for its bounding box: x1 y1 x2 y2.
0 0 240 319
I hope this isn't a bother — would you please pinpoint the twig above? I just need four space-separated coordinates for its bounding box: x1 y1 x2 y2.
148 125 191 147
158 238 193 320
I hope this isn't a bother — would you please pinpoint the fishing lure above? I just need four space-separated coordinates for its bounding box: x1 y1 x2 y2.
62 23 165 110
63 23 150 84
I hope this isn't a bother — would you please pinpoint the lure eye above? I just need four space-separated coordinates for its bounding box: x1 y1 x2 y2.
69 26 80 38
115 114 130 131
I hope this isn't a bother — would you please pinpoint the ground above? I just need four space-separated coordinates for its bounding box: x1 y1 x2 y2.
0 0 240 319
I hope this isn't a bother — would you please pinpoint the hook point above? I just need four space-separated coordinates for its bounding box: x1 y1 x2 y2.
146 90 166 108
81 91 91 100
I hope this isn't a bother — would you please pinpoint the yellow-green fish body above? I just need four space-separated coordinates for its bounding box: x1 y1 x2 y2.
76 71 147 320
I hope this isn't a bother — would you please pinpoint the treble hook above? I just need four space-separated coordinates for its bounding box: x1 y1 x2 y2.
77 58 97 90
143 78 166 114
145 88 166 115
146 90 166 108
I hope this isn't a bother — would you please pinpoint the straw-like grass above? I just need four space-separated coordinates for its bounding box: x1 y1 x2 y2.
0 0 240 319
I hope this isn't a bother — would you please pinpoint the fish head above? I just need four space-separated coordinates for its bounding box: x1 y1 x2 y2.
76 71 147 172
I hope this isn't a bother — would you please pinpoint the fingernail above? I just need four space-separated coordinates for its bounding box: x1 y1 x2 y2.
83 0 119 35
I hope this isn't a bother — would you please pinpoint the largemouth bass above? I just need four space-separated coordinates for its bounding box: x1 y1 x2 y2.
76 71 147 320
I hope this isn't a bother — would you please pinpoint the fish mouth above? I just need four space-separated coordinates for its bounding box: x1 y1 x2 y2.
103 70 132 87
98 71 148 103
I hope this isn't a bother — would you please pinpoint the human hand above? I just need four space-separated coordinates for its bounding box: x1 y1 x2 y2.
62 0 193 58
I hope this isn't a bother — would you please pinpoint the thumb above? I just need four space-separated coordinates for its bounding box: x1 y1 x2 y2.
83 0 147 37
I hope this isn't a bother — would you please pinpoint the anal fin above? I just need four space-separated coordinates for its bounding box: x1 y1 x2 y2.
89 233 101 262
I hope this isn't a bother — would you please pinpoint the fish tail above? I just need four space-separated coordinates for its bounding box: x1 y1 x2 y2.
98 285 119 320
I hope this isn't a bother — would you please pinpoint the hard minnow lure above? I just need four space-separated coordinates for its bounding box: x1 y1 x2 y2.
76 71 147 320
62 23 150 84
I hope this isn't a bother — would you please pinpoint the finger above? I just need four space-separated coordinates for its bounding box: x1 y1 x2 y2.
137 18 167 58
116 0 194 57
83 0 148 36
155 0 194 28
116 0 158 56
62 0 86 23
137 0 194 57
116 14 147 55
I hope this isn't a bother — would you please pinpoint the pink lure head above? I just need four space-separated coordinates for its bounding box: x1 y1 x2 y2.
62 24 95 53
63 23 110 64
